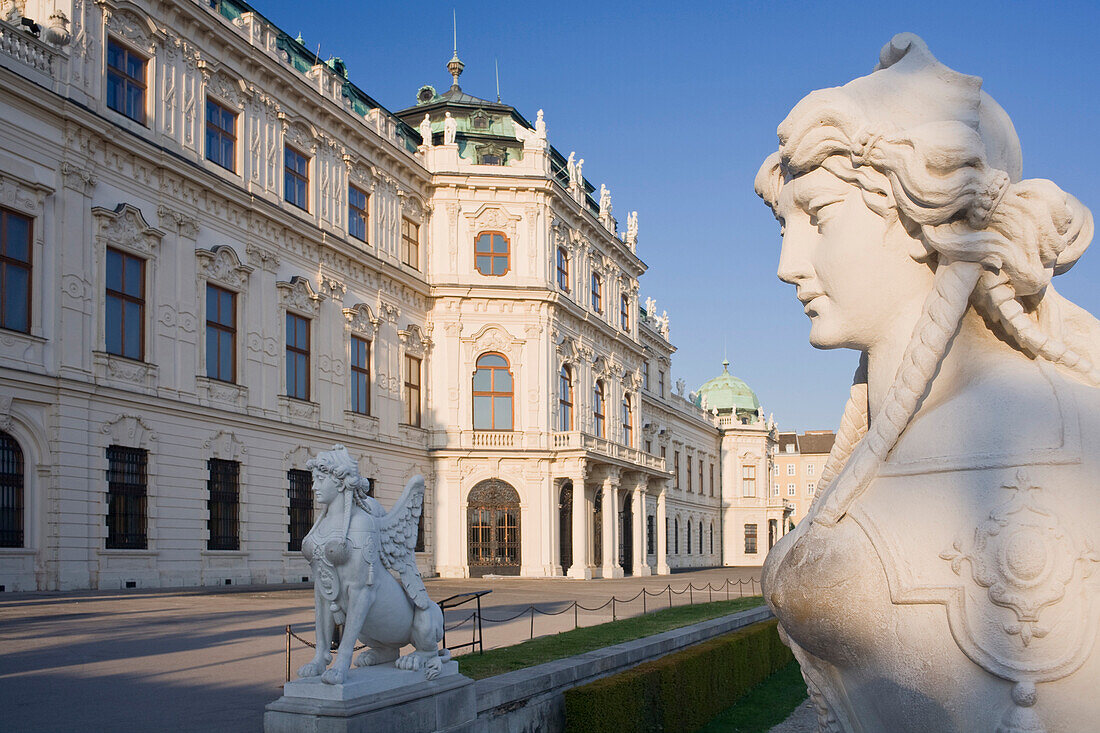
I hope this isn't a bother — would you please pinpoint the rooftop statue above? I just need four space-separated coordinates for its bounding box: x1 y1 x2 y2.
757 33 1100 732
443 111 457 145
535 109 547 139
566 151 576 185
418 114 432 149
295 445 445 684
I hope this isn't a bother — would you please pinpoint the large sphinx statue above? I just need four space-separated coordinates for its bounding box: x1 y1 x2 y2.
295 445 446 684
756 33 1100 732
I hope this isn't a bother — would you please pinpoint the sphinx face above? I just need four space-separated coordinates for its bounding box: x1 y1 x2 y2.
775 167 932 352
312 470 342 506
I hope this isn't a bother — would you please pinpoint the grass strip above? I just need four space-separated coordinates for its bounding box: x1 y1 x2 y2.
696 659 808 733
456 596 763 680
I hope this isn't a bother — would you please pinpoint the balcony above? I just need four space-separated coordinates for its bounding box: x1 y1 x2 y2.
429 430 668 472
553 431 667 472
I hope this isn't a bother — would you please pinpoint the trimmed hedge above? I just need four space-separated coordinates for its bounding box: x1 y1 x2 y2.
563 619 793 733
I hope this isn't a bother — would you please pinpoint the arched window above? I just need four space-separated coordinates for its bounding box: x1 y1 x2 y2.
556 247 569 291
0 431 24 548
558 364 573 431
593 380 606 437
621 394 633 447
475 232 510 276
473 353 513 431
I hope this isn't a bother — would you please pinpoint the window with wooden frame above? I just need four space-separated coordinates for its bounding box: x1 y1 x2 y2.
106 38 146 124
709 464 715 497
620 294 630 330
207 458 240 551
687 456 692 492
699 462 704 495
348 184 369 243
674 451 680 489
105 247 145 360
742 465 756 497
0 208 32 334
205 98 237 172
593 380 606 437
590 272 602 313
474 232 510 276
287 468 312 551
284 146 309 210
350 336 370 415
285 312 310 400
401 218 419 270
472 353 513 431
558 364 573 431
404 354 422 427
0 431 24 548
621 394 633 447
642 361 650 391
556 247 569 291
658 370 665 398
105 445 147 549
205 284 236 383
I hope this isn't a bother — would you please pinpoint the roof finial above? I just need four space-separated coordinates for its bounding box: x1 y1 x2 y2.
448 9 464 90
722 358 730 373
495 58 501 102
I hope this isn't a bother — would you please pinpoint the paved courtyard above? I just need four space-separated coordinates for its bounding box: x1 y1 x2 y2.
0 567 761 733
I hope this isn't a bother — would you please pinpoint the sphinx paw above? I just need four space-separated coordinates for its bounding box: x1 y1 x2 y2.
321 667 347 685
296 659 326 678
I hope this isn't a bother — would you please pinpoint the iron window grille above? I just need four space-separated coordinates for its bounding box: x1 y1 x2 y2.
105 247 145 360
646 515 655 555
745 523 758 554
205 98 237 172
106 445 147 549
0 208 31 334
106 39 146 124
0 431 24 547
207 459 240 551
205 284 236 382
287 469 312 552
348 185 369 242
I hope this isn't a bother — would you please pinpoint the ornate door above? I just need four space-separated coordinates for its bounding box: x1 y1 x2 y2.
558 482 572 573
467 479 521 577
619 493 633 576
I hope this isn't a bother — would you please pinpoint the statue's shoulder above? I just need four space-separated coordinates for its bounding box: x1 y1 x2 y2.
886 358 1090 474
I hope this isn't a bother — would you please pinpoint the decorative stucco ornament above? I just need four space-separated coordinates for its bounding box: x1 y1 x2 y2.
296 445 446 684
757 33 1100 733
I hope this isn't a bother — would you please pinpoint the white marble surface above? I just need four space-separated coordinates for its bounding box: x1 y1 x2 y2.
282 660 459 702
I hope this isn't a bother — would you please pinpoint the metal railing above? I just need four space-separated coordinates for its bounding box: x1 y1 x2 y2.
439 589 491 655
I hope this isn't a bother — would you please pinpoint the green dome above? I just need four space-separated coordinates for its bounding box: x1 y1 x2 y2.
694 360 760 415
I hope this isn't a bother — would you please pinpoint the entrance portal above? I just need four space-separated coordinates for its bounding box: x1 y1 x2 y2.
618 493 633 576
467 479 521 577
558 482 572 573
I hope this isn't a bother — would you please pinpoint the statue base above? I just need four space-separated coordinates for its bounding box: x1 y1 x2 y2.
264 661 476 733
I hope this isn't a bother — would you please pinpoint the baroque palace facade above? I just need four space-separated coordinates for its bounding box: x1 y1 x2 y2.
0 0 788 591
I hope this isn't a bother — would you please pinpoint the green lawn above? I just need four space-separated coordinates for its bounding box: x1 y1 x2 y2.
696 659 808 732
456 596 764 680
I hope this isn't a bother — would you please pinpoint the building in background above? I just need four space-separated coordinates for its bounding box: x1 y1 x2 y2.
0 0 784 591
774 430 836 526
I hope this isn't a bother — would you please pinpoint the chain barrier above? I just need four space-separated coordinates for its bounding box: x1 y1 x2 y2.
283 576 761 680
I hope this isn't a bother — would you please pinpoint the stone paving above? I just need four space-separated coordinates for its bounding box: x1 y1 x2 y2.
0 567 761 733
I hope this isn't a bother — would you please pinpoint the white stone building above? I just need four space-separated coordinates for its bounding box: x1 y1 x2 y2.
0 0 780 591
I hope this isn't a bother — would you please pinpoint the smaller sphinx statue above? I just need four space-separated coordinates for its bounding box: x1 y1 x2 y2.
296 445 446 684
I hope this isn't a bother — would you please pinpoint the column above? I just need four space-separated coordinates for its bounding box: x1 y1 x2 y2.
567 470 590 579
632 479 651 576
656 484 670 575
602 473 622 578
549 474 562 576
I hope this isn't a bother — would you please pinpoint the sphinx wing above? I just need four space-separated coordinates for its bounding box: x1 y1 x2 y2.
379 475 430 610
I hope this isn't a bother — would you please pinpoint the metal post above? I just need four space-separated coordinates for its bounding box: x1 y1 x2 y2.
709 585 713 603
726 579 730 601
574 601 578 630
740 579 744 598
529 607 534 640
285 625 291 682
477 595 485 655
668 584 672 609
642 589 647 614
612 596 616 621
689 585 693 605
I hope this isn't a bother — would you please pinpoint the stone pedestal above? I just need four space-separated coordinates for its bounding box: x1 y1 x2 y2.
264 661 476 733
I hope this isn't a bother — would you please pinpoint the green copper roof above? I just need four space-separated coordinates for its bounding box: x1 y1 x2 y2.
694 360 760 414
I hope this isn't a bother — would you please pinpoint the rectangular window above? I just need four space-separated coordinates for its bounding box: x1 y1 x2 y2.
807 482 816 496
401 218 420 269
348 185 369 242
686 456 692 492
207 459 240 551
556 247 569 291
205 98 237 172
286 312 310 400
105 446 147 549
674 451 680 490
745 524 758 554
699 462 704 495
647 515 655 555
590 273 602 313
660 446 666 460
742 465 756 497
643 361 650 391
404 354 422 427
205 285 236 382
106 39 146 124
807 463 816 475
0 208 32 333
772 484 780 497
709 464 715 497
351 336 370 415
788 483 797 496
287 469 312 551
645 439 652 454
284 146 309 210
620 294 630 330
105 247 144 360
787 463 796 476
658 370 665 398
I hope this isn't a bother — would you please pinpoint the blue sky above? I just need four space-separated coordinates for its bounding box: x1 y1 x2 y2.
257 0 1100 431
